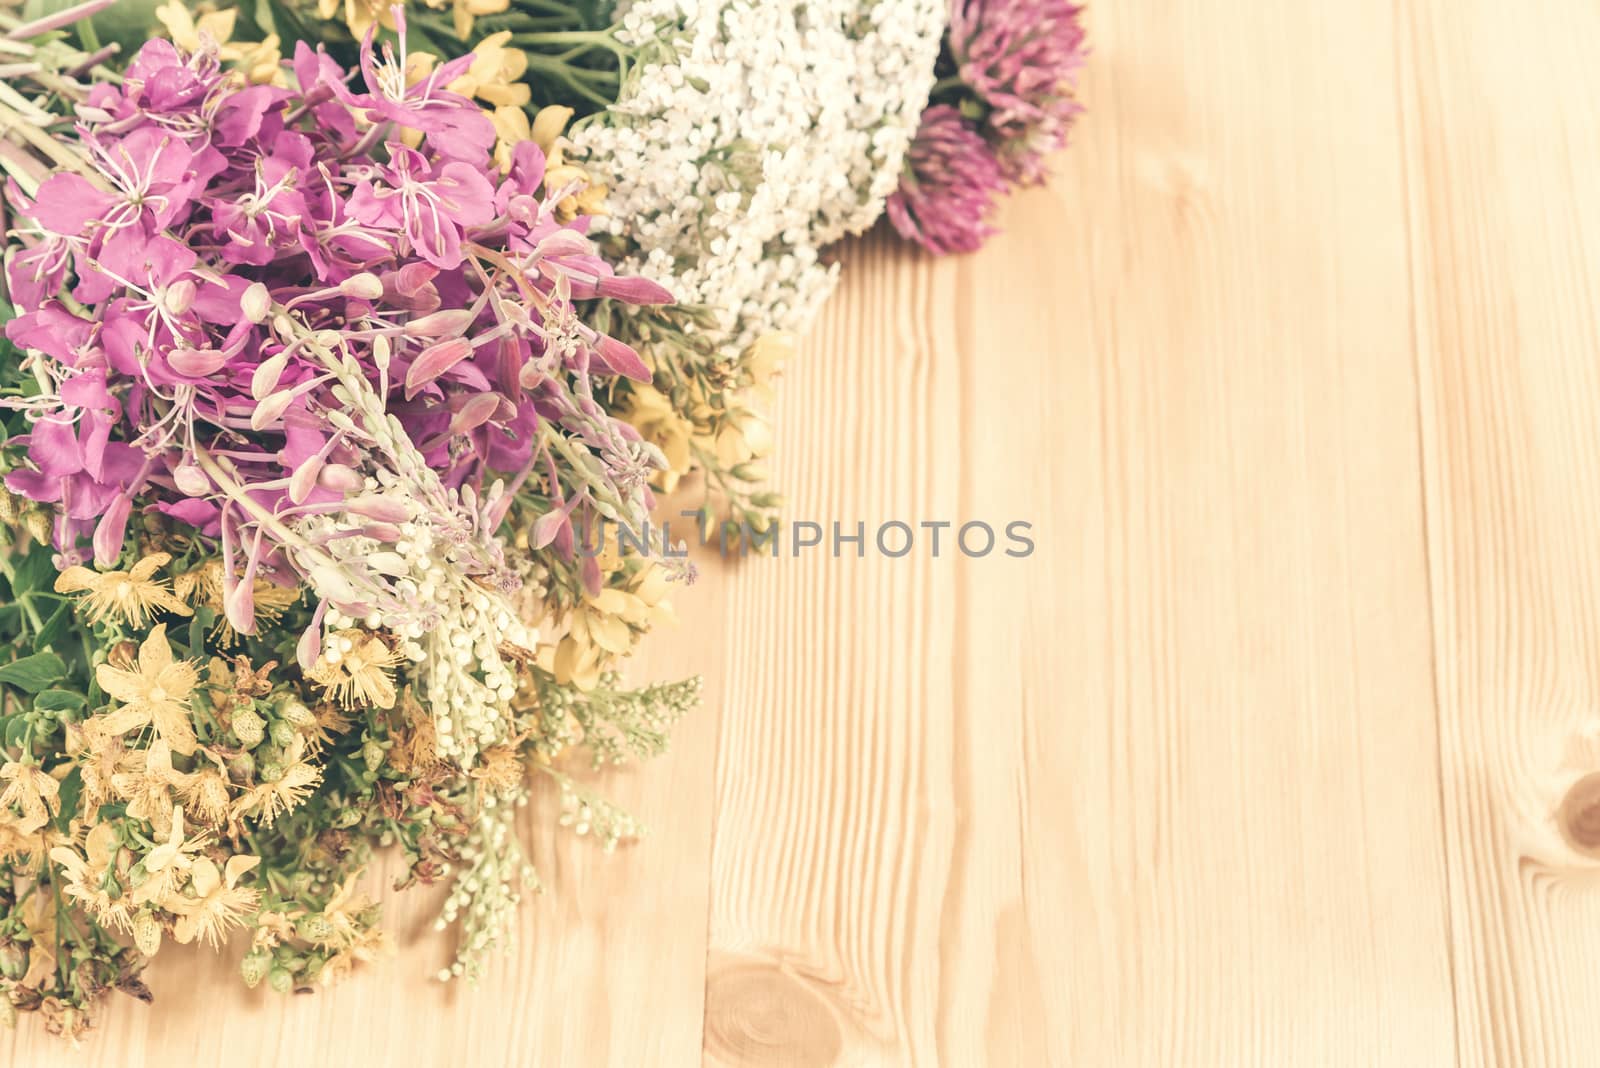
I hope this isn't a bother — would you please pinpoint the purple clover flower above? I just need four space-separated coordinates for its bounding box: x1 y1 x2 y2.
887 105 1008 255
948 0 1089 186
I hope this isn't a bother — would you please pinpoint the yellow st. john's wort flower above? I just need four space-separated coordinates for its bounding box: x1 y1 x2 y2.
317 0 397 40
94 624 202 756
744 331 794 402
131 808 211 915
431 0 510 39
176 559 301 645
231 735 323 826
308 631 400 709
548 567 677 690
110 739 190 836
0 760 60 835
155 1 284 85
490 104 609 216
709 404 775 469
55 551 193 627
172 853 262 948
50 822 133 931
447 32 531 108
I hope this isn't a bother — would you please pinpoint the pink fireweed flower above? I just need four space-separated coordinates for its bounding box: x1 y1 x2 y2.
887 106 1008 255
78 126 205 235
1 35 672 621
947 0 1088 186
347 145 497 269
340 7 496 163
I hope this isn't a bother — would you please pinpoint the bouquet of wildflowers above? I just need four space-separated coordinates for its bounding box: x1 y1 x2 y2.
0 0 1086 1041
0 5 699 1041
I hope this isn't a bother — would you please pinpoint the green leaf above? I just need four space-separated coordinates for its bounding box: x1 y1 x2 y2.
0 652 67 693
9 544 56 596
31 601 70 653
53 767 81 831
3 716 29 749
33 689 86 713
188 606 215 654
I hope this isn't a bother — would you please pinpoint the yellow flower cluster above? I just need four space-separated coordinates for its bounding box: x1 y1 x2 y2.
15 554 336 959
626 331 791 495
545 565 676 690
155 1 285 85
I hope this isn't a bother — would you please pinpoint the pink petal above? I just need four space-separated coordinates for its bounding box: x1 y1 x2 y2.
592 334 652 381
403 308 477 337
93 496 131 567
167 347 230 377
450 392 502 434
404 337 473 399
172 462 211 496
595 274 675 305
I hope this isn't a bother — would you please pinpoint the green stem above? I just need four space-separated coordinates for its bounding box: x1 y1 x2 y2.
75 15 99 54
17 591 46 633
508 29 617 45
0 97 104 182
521 56 615 108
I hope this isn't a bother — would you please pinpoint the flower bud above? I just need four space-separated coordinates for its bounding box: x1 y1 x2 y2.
233 707 266 748
296 915 335 944
317 463 365 494
240 951 271 989
22 510 51 545
340 272 385 300
132 911 162 957
403 308 476 338
250 351 289 401
362 739 385 771
242 282 272 323
250 388 298 431
267 967 293 994
0 940 25 979
269 721 296 748
228 750 256 780
162 279 197 316
172 460 210 497
280 701 315 728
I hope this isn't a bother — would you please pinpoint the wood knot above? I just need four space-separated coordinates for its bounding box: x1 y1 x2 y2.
1557 772 1600 858
703 957 843 1067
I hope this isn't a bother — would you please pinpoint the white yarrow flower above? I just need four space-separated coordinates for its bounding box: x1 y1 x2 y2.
572 0 944 358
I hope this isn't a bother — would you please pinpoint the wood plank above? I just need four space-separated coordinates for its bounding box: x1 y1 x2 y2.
0 0 1520 1060
1400 2 1600 1064
699 2 1455 1062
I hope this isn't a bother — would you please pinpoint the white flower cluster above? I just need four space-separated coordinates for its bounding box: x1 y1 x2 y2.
435 786 539 984
286 340 538 765
308 500 536 762
572 0 945 358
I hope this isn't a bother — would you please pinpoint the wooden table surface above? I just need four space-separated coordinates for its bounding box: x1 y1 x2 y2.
11 0 1600 1064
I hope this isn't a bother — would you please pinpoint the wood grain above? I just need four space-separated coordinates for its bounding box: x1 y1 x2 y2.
696 2 1455 1064
1400 1 1600 1065
9 0 1600 1063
